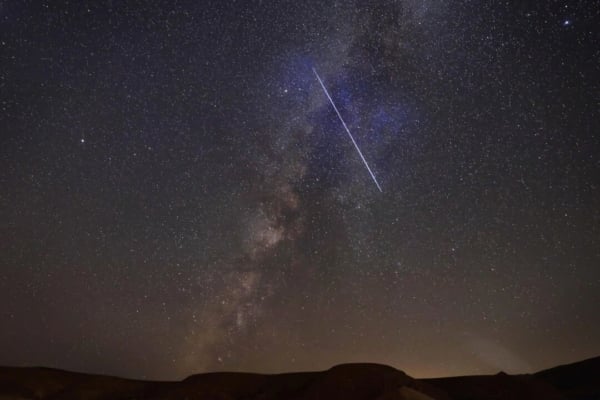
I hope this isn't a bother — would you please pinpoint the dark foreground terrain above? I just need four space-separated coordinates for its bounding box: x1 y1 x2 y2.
0 356 598 399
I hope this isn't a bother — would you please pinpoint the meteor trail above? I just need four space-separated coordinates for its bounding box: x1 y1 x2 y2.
312 67 383 192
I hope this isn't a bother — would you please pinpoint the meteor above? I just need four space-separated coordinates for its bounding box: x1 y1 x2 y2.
312 67 383 192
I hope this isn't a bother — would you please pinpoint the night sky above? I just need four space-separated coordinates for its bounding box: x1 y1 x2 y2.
1 0 599 381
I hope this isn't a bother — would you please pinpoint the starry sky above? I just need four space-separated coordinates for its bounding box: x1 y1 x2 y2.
1 0 599 381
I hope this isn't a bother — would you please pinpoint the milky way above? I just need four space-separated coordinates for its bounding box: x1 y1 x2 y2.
1 0 599 380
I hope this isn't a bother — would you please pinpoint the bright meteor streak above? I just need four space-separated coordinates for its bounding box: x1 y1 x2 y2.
312 67 383 192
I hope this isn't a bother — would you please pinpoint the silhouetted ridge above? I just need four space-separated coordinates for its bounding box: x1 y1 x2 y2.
0 356 598 399
534 356 600 400
425 372 565 400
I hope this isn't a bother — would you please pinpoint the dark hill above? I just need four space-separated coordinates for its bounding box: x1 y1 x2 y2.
534 356 600 400
423 356 600 400
0 356 598 399
424 371 566 400
0 364 441 400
